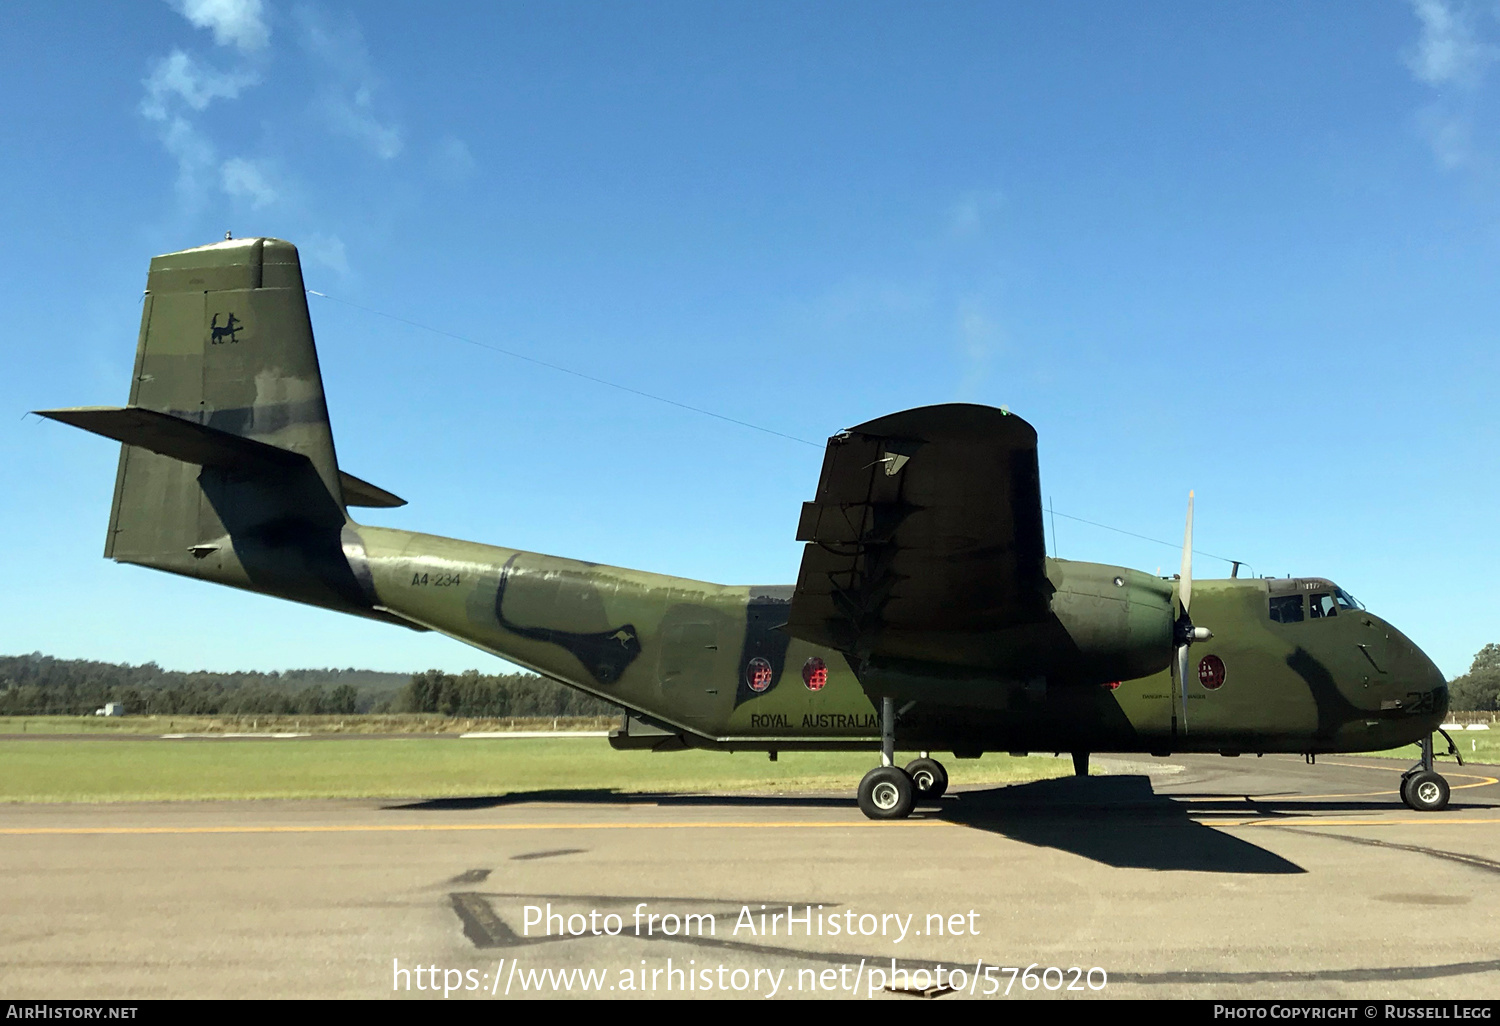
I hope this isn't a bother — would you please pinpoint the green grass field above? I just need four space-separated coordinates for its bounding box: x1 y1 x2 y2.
0 738 1078 803
0 714 620 736
5 713 1491 804
1355 728 1500 767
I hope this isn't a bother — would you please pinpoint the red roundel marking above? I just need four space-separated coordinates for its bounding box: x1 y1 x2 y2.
802 656 828 692
746 657 773 693
1198 654 1226 690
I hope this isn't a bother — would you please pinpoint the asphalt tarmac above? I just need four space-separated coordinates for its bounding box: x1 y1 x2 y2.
2 753 1498 1001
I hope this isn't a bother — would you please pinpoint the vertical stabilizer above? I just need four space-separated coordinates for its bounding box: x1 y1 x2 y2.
96 237 370 613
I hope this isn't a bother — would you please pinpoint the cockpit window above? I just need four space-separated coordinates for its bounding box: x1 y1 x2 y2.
1334 588 1362 611
1309 593 1338 619
1269 595 1304 623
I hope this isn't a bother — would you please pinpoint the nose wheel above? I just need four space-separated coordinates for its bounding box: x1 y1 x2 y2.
1399 735 1452 812
1400 770 1450 812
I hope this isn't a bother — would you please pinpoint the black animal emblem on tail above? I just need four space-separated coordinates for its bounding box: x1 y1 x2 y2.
494 554 641 685
209 313 243 345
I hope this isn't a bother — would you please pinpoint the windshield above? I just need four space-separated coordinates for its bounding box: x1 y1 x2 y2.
1270 580 1365 623
1309 587 1363 619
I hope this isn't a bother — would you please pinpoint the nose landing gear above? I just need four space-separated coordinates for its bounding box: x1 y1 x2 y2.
1399 733 1458 812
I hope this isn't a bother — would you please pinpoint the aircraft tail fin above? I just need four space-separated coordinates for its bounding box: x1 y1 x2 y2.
40 237 386 615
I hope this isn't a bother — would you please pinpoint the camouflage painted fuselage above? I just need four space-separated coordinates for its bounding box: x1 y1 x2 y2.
344 527 1448 757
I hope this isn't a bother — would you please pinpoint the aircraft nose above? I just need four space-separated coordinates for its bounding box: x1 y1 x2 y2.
1398 639 1450 724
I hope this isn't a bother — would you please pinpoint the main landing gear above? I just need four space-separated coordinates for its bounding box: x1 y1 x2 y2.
1399 733 1455 812
856 698 949 820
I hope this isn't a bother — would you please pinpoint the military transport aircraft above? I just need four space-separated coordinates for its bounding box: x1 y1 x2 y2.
37 237 1456 819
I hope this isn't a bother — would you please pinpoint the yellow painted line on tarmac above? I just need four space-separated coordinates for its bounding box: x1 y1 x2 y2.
0 819 960 837
1173 791 1399 801
1317 759 1500 789
5 814 1499 838
1174 770 1499 802
1214 817 1500 828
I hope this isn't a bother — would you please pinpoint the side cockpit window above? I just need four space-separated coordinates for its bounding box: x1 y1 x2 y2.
1309 593 1338 619
1269 595 1304 623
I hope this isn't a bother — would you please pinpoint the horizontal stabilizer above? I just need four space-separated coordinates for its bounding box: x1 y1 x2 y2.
34 406 406 508
337 470 406 508
35 406 306 472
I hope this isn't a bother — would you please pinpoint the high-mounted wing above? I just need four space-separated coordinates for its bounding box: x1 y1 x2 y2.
787 404 1048 666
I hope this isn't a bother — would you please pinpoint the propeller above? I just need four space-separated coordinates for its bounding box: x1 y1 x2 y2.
1174 491 1213 732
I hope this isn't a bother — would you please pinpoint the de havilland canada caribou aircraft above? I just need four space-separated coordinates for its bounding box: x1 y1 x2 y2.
38 238 1458 819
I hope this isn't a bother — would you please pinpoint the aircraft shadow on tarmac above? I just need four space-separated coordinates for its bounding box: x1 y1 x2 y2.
387 775 1313 874
933 775 1306 873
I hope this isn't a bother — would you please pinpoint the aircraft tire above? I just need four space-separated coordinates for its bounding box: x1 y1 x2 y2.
858 766 915 820
904 758 948 801
1402 770 1450 812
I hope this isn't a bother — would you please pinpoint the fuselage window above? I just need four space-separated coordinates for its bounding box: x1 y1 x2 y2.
1269 595 1304 623
1308 593 1338 619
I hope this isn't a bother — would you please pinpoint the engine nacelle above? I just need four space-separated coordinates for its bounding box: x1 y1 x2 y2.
1045 559 1174 684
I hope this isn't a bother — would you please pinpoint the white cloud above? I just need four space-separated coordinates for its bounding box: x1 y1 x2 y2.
298 9 403 159
302 233 351 276
948 190 1004 238
220 157 277 207
158 116 218 208
956 300 1002 400
169 0 270 54
1402 1 1500 171
140 51 260 207
431 136 477 183
1404 0 1496 87
328 86 403 159
140 50 257 120
1417 106 1475 168
138 2 407 226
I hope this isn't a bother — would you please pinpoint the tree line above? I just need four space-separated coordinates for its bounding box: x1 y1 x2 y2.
392 669 616 717
1449 644 1500 712
7 645 1495 718
0 654 616 718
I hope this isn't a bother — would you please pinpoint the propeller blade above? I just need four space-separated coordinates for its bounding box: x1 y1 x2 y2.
1179 490 1194 616
1177 643 1191 733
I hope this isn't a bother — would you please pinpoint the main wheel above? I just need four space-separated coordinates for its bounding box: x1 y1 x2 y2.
1402 770 1450 812
857 766 915 820
904 758 948 801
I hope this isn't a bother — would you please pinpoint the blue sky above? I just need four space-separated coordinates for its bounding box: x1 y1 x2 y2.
3 1 1498 679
